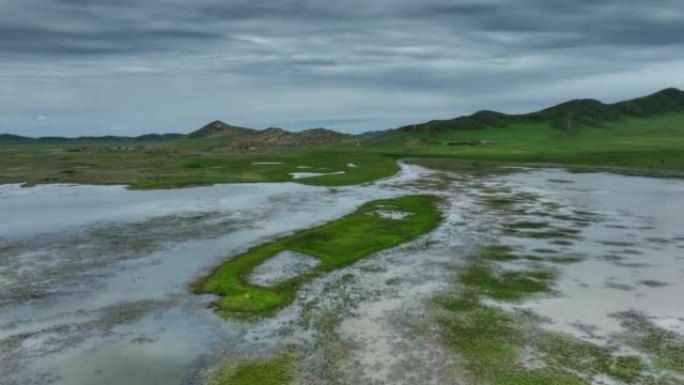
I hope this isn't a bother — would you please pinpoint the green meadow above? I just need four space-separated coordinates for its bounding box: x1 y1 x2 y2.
377 112 684 177
0 143 399 188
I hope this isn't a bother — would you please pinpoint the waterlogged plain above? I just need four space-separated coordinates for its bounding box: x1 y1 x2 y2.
434 167 684 385
1 162 684 385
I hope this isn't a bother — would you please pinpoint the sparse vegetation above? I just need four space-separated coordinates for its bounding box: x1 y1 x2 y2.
459 262 556 302
615 310 684 375
205 353 295 385
433 242 675 385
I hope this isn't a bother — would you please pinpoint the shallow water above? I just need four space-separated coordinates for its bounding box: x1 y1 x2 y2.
289 171 346 179
0 164 427 385
1 163 682 385
248 251 320 287
500 169 684 337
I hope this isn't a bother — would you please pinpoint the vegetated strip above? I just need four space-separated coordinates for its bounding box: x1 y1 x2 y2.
196 195 442 318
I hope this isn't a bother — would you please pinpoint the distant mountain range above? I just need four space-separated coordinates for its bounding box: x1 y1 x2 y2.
381 87 684 137
2 88 683 145
0 121 352 146
0 133 185 144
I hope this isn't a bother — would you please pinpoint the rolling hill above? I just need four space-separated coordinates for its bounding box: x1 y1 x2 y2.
369 87 684 176
375 88 684 142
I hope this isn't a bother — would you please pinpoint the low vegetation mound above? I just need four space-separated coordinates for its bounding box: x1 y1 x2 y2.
195 195 442 317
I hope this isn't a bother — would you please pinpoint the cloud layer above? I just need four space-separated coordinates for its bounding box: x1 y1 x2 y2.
2 0 684 136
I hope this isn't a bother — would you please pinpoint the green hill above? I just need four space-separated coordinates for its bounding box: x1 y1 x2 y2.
375 87 684 140
370 88 684 176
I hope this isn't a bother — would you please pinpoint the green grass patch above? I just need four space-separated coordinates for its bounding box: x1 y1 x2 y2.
196 195 442 317
205 353 295 385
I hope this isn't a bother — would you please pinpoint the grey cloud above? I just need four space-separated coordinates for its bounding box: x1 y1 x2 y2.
0 0 683 136
0 24 222 56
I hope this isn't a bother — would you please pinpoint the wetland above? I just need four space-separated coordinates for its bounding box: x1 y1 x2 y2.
1 162 683 385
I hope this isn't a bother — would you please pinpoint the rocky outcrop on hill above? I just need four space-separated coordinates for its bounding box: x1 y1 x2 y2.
246 127 349 146
253 127 296 144
291 128 350 144
188 122 351 147
187 120 256 139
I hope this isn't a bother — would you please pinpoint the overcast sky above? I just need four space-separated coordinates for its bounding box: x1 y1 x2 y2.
2 0 684 136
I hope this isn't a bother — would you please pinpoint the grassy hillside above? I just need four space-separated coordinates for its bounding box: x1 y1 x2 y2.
379 87 684 135
370 89 684 176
